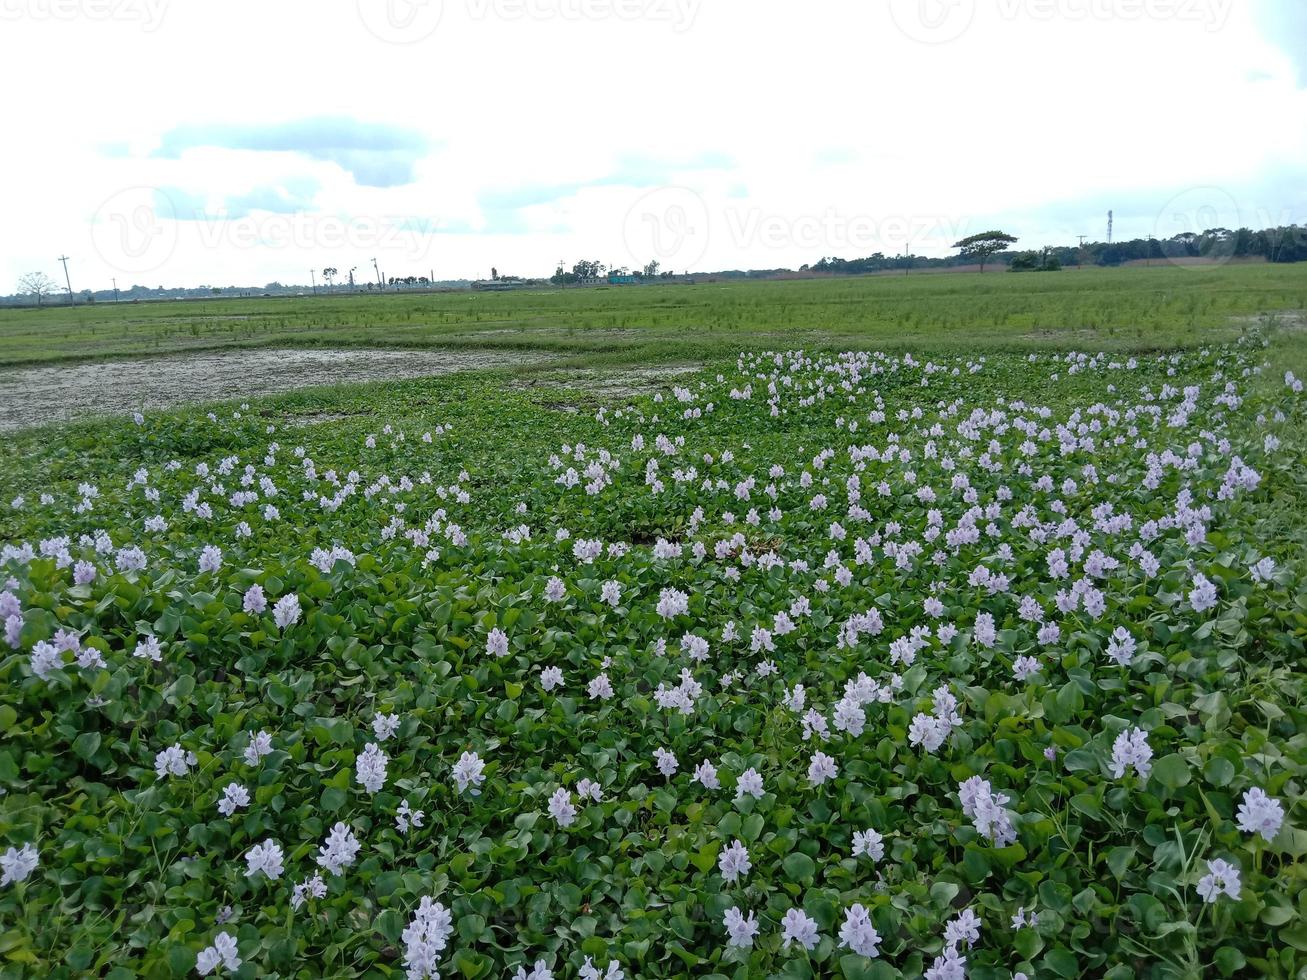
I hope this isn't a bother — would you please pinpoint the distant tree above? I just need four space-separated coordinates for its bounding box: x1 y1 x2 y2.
17 272 58 306
323 267 338 290
953 231 1018 273
491 267 499 281
642 259 660 278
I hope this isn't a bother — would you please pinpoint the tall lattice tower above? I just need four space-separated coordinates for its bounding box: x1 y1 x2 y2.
1107 210 1114 244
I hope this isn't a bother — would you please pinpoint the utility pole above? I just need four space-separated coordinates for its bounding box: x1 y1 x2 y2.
111 277 119 303
372 257 382 290
310 269 317 295
57 254 74 304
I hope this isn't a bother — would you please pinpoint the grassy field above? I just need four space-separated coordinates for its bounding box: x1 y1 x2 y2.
3 265 1306 371
2 266 1306 979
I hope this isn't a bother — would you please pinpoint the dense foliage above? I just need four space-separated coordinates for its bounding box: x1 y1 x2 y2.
1 339 1305 979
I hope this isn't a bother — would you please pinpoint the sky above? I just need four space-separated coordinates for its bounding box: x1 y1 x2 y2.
2 0 1305 291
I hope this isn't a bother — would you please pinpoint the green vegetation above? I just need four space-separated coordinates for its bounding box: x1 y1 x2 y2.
0 269 1305 979
2 265 1305 371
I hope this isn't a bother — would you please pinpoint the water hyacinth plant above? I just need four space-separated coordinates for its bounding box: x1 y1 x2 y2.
0 338 1304 978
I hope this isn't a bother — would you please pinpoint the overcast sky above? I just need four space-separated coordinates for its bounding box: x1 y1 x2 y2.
3 0 1305 289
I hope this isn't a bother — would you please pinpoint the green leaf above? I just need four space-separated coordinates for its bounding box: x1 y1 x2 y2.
1152 754 1191 790
782 852 816 882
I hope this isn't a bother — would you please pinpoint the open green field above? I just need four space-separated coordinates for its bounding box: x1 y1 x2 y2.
1 268 1306 979
3 265 1306 371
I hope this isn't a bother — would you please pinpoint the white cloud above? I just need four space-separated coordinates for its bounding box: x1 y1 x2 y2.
2 0 1304 289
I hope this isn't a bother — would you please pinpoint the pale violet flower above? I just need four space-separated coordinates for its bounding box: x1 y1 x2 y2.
372 713 401 742
244 839 285 881
808 750 838 786
0 843 38 886
1196 858 1241 903
723 906 760 948
548 787 578 827
272 593 301 629
852 828 884 862
316 822 361 875
217 782 250 816
243 730 273 765
839 903 881 957
693 759 720 789
1236 788 1285 843
1110 726 1153 781
781 907 820 950
196 932 241 976
718 840 751 883
486 627 509 658
403 896 454 980
735 768 764 800
452 751 486 795
654 747 679 779
355 742 388 794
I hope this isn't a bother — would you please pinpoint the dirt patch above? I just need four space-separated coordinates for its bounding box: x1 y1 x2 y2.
514 364 703 399
1230 311 1307 332
0 348 554 431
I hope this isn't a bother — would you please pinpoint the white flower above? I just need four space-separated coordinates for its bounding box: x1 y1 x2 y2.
654 747 678 778
1189 573 1218 613
244 839 285 881
781 907 820 950
217 782 250 816
852 828 884 862
655 587 689 619
242 584 267 614
372 713 401 741
1236 788 1285 843
1110 726 1153 780
355 742 388 794
588 673 614 700
198 545 223 574
693 759 720 789
196 932 241 975
452 751 486 794
735 768 764 800
403 896 454 980
486 627 510 657
0 843 38 886
808 750 838 786
944 907 981 949
958 776 1017 846
272 593 301 629
290 871 326 909
548 787 578 827
316 822 361 875
396 799 425 834
578 957 624 980
576 778 603 802
134 634 163 662
723 906 759 948
1196 858 1241 903
540 666 564 691
718 840 751 883
154 744 193 779
1105 626 1136 667
839 903 881 957
243 730 273 765
513 960 554 980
